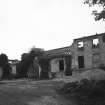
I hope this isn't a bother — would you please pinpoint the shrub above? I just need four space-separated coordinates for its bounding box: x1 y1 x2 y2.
99 63 105 70
59 79 105 105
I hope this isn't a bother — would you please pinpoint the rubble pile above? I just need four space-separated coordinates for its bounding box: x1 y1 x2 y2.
60 79 105 105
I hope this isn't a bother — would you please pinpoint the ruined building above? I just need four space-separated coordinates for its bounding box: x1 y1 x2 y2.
25 33 105 79
41 33 105 77
71 33 105 73
44 46 72 78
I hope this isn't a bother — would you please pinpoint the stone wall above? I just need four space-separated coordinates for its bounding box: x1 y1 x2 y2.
50 58 66 71
49 57 66 78
71 33 105 73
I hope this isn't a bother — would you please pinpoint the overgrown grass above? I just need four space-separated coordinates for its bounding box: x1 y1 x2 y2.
59 79 105 105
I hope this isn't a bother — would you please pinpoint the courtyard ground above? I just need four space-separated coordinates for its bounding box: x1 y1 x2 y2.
0 79 77 105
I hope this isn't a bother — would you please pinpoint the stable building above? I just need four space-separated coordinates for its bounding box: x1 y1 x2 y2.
71 33 105 73
45 46 72 78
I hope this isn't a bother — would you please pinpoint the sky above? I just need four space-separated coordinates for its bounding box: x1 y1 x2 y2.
0 0 105 60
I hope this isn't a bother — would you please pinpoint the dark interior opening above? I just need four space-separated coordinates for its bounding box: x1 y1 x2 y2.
102 36 105 42
59 60 64 71
65 56 72 76
78 56 85 69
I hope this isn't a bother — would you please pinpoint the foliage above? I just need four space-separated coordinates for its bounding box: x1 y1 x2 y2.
16 62 25 78
29 47 44 57
99 63 105 70
84 0 105 21
59 79 105 105
0 53 11 79
2 63 11 79
20 53 32 77
39 58 50 79
0 54 8 67
17 47 45 78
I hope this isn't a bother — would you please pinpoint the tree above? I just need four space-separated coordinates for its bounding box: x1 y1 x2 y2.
39 58 50 79
29 47 44 58
18 53 31 78
0 53 11 79
27 47 45 79
18 47 45 78
84 0 105 21
0 54 8 67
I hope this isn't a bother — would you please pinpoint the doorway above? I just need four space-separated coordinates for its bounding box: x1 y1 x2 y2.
78 56 85 69
59 60 64 71
65 56 72 76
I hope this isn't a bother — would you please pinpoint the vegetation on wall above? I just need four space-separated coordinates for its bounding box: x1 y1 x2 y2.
99 63 105 70
39 58 50 79
16 47 45 78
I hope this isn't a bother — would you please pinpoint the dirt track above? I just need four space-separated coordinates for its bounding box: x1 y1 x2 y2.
0 79 77 105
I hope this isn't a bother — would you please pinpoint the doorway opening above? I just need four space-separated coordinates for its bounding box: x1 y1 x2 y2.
65 56 72 76
78 56 85 69
59 60 64 71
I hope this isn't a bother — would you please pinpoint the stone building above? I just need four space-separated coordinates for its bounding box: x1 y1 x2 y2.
9 59 20 77
71 33 105 73
20 33 105 78
44 46 72 78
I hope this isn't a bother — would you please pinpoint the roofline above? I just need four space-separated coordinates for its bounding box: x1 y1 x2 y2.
45 46 71 52
41 54 71 60
74 33 105 42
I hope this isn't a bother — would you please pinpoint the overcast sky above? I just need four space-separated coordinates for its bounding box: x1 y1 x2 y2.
0 0 105 60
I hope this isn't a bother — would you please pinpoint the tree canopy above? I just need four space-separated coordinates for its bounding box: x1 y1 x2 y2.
0 53 11 79
17 47 45 78
0 54 8 67
84 0 105 21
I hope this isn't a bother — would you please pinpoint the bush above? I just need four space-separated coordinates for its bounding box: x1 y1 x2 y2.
99 63 105 70
59 79 105 105
40 70 49 79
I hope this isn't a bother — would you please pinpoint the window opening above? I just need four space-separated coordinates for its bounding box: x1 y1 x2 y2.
92 38 99 48
78 41 84 50
78 56 85 69
59 60 64 71
102 36 105 42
